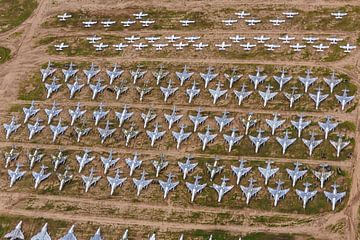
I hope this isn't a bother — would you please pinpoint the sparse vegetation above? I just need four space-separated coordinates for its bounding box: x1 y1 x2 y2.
0 46 11 64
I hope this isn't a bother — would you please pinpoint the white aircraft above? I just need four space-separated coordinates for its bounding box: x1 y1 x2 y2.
335 88 355 110
235 11 250 18
68 102 86 126
133 170 153 196
186 80 200 103
172 124 192 149
173 41 188 50
331 11 347 19
241 112 258 135
324 183 346 211
309 87 329 110
302 131 323 156
76 149 95 173
212 176 234 202
269 18 286 26
291 114 311 138
209 81 227 104
265 113 285 135
62 62 78 82
83 63 100 84
184 36 201 42
101 19 116 28
303 36 319 44
106 64 123 85
93 42 108 51
313 163 333 188
339 43 356 53
313 43 329 52
282 11 299 18
59 225 77 240
273 69 292 90
284 86 302 108
178 155 198 179
296 182 318 209
330 135 350 158
286 162 308 187
279 34 295 43
113 43 128 51
74 125 91 143
229 34 246 43
223 128 243 152
234 84 252 105
299 69 318 93
240 42 256 51
159 173 179 199
215 111 233 132
153 43 168 51
32 165 51 190
193 42 209 50
4 146 20 168
27 117 45 140
225 68 242 88
245 19 261 26
97 120 116 144
82 20 97 28
82 168 101 193
107 169 127 195
146 123 166 147
90 228 103 240
57 168 72 191
231 160 251 185
240 178 262 205
40 61 57 82
133 42 148 50
186 175 207 202
145 36 160 43
258 160 279 185
4 221 24 240
125 35 140 43
30 223 51 240
140 19 155 27
276 129 297 155
121 19 136 27
249 129 269 153
258 84 278 107
153 65 169 85
160 80 178 102
115 105 133 127
176 65 194 86
326 36 343 45
8 163 26 187
290 43 306 52
215 41 231 51
318 116 338 140
254 35 270 43
198 125 217 151
249 67 267 89
3 116 21 140
57 13 72 21
324 71 342 93
180 19 195 26
141 109 156 128
86 35 102 44
189 108 208 132
152 155 168 177
264 43 281 51
45 77 62 98
164 106 183 129
27 149 44 170
133 11 148 19
222 19 238 26
89 79 107 100
200 66 218 88
268 180 290 207
45 101 62 124
165 35 181 42
54 42 69 51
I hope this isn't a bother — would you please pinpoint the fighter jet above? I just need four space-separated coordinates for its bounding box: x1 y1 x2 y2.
241 112 257 135
269 18 285 26
59 225 77 240
105 64 123 85
54 42 69 51
340 43 356 53
107 169 127 195
92 103 109 126
90 228 103 240
125 152 142 176
146 123 166 147
254 35 270 43
291 114 311 137
148 233 156 240
178 155 198 179
62 62 78 82
45 77 62 98
276 130 296 155
224 68 242 89
51 150 67 171
125 35 140 43
258 160 279 185
180 19 195 26
299 69 318 93
122 123 140 146
282 11 299 18
259 84 278 107
176 65 194 86
245 18 261 26
335 88 355 110
173 41 188 50
41 61 57 82
32 165 51 189
130 65 147 84
101 19 116 28
268 180 290 207
200 67 218 88
325 182 347 211
8 163 26 187
215 41 232 51
93 42 109 51
76 149 95 173
27 117 45 140
249 129 269 153
113 43 129 51
206 157 224 181
50 119 68 142
57 168 73 191
223 128 243 152
286 162 308 187
82 167 101 193
160 80 178 102
172 124 192 149
233 84 252 105
97 120 116 144
331 11 347 19
114 105 133 127
215 111 233 132
318 116 338 140
112 80 129 100
278 34 295 44
296 182 317 209
302 131 323 156
212 176 234 202
30 223 51 240
330 134 350 158
75 125 91 144
28 148 44 170
189 108 208 132
284 86 302 108
82 20 97 28
23 101 40 123
186 175 207 202
229 35 246 43
323 71 341 94
290 43 306 52
152 154 168 177
141 109 157 128
100 150 119 174
133 11 148 19
265 113 285 135
235 10 250 18
222 19 238 26
67 77 84 99
133 170 153 196
165 34 181 42
136 82 153 101
44 101 62 124
164 106 183 130
153 65 169 85
4 221 24 240
89 79 107 100
313 164 333 188
249 67 267 90
3 116 21 140
186 80 201 103
240 178 262 205
273 69 292 91
159 173 179 199
86 35 102 44
68 103 86 126
309 87 329 110
119 229 129 240
209 81 227 104
198 125 218 151
231 160 251 185
4 146 19 168
240 42 256 51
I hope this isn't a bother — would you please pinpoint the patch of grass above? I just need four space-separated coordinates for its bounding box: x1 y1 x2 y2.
0 46 11 64
18 73 46 101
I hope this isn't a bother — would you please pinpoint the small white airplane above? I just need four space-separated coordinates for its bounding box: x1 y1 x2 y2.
152 43 168 51
215 41 231 51
282 11 299 18
133 11 148 19
240 42 256 51
125 35 140 43
184 36 201 42
133 42 148 50
165 35 181 42
101 19 116 28
245 19 261 26
331 11 347 19
313 43 329 52
82 20 97 28
279 35 295 44
303 36 319 44
326 36 343 45
86 35 102 44
235 10 250 18
93 42 109 51
269 18 286 26
193 42 209 50
253 35 270 43
57 13 72 21
290 43 306 52
264 43 281 51
145 36 160 43
121 19 136 27
340 43 356 53
140 19 155 27
54 42 69 51
222 19 238 26
173 41 188 50
113 43 128 51
229 35 245 43
180 19 195 26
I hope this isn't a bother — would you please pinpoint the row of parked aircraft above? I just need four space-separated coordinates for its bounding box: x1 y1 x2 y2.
4 148 346 209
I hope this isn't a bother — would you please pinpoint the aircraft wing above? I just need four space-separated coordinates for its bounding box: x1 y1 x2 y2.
270 167 279 176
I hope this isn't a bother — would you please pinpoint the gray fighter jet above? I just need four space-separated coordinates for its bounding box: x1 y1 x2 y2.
209 81 227 104
106 64 123 85
67 77 84 99
223 128 243 152
258 84 278 107
189 108 208 132
172 124 192 149
249 129 269 153
62 62 78 83
32 165 51 189
112 80 129 100
4 145 19 168
146 123 166 147
302 131 323 156
89 79 107 100
97 120 116 144
299 69 317 93
324 183 346 211
133 170 153 196
176 65 194 86
284 86 302 108
141 109 157 128
215 111 233 132
291 114 311 137
136 81 153 101
8 163 26 187
249 67 267 90
57 168 73 191
206 157 224 181
152 154 168 177
115 106 133 128
200 66 218 88
160 80 178 102
164 106 183 129
45 101 62 124
4 116 21 140
89 228 103 240
268 180 290 207
119 229 129 240
258 160 279 185
276 130 296 154
231 159 252 185
295 182 317 209
130 65 147 84
240 178 262 205
4 221 24 240
313 163 333 188
153 65 169 85
335 89 355 111
83 63 101 84
318 116 338 139
28 148 44 170
324 71 341 93
59 225 77 240
224 68 242 88
265 113 285 135
286 161 307 187
125 152 142 176
233 84 252 106
69 103 86 126
186 175 207 202
241 112 257 135
330 134 350 157
45 77 62 99
212 176 234 202
82 167 101 193
23 101 40 123
122 123 140 146
186 80 200 103
41 61 56 82
107 169 127 195
273 69 292 90
100 150 119 174
92 103 109 126
178 155 198 179
309 87 329 110
198 125 217 151
159 173 179 199
50 119 68 142
76 149 95 173
30 223 51 240
51 150 67 171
